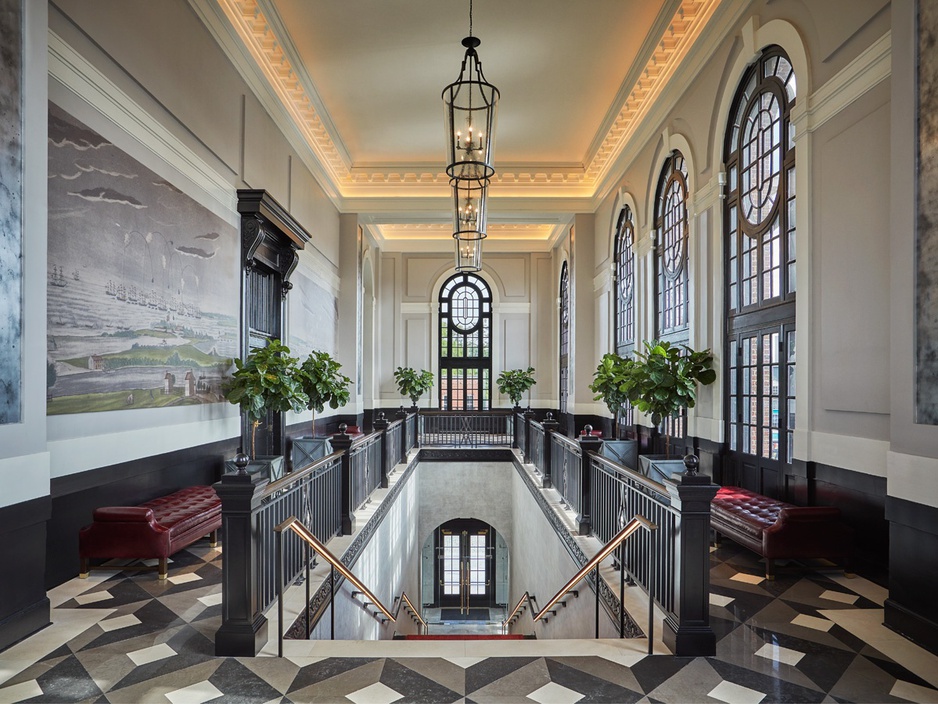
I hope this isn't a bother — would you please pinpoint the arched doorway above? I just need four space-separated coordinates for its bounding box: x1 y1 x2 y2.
421 517 507 619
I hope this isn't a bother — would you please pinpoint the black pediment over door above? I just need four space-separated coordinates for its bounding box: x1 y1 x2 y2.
237 190 311 458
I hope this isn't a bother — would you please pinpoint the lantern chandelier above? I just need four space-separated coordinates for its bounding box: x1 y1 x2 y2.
443 0 499 272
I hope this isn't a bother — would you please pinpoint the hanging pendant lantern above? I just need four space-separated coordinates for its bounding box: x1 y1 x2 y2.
452 177 488 240
454 235 483 272
442 0 499 182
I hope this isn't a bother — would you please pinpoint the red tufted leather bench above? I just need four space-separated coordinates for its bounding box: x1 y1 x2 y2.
79 485 221 580
711 486 853 579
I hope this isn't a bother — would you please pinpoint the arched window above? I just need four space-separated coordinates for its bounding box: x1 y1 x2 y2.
559 261 570 418
654 151 689 338
613 207 635 431
614 206 636 354
654 152 689 443
439 272 492 410
724 47 797 492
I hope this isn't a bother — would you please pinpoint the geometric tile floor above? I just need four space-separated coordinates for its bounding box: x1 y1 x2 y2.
3 539 938 703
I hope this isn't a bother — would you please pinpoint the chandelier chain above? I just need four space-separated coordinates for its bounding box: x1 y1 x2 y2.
469 0 473 39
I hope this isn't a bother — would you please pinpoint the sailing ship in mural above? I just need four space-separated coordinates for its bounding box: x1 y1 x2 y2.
46 102 238 414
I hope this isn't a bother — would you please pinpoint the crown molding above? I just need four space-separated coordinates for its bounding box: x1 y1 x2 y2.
193 0 725 206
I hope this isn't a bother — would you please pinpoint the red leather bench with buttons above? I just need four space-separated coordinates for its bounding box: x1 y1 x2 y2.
79 485 221 580
711 486 853 579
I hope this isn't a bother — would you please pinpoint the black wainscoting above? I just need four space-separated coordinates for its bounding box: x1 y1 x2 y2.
0 496 51 653
885 497 938 654
47 436 238 589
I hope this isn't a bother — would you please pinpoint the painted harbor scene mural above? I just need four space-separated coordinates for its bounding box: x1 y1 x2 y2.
47 102 238 414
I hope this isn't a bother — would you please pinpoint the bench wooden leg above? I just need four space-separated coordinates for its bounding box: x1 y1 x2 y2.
158 557 168 580
79 557 89 579
209 530 218 548
765 558 775 580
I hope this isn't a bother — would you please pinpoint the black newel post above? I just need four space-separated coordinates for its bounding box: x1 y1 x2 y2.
577 425 602 536
374 412 390 489
540 412 559 489
330 424 356 535
662 454 719 657
523 407 535 460
215 453 268 656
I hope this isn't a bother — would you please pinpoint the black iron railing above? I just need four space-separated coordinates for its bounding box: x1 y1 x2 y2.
254 453 343 615
590 454 677 616
551 433 582 514
419 410 514 446
349 432 382 511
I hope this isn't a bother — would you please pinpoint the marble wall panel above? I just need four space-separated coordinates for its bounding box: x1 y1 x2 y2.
918 1 938 424
0 0 23 425
288 269 338 359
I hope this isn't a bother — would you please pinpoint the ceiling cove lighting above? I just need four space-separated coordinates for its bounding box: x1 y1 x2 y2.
444 0 498 272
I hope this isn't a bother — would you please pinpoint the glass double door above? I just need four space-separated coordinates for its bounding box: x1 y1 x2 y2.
435 519 494 612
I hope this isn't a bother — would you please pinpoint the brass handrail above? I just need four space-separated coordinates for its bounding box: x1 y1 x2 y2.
502 515 657 650
275 516 402 655
393 592 427 634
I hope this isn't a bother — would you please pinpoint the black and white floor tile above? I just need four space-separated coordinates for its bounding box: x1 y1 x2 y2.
2 540 938 703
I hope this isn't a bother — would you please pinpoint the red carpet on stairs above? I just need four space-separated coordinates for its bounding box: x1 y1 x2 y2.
403 634 526 640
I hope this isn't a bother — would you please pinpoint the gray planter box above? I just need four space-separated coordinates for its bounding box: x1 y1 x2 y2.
224 454 285 482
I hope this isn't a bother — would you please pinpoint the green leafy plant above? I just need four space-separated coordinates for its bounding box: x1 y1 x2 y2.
623 340 716 457
223 339 308 458
589 353 633 438
496 367 537 407
296 350 352 436
393 366 434 407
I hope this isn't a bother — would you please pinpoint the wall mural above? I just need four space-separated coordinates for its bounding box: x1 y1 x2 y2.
919 1 938 424
288 268 338 360
47 102 238 414
0 0 23 425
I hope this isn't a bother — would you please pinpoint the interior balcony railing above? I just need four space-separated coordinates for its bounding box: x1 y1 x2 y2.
214 411 418 657
274 516 426 656
503 515 657 653
215 407 720 658
419 409 514 447
516 415 720 656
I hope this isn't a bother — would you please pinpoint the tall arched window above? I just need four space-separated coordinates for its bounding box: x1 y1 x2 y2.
724 47 797 493
439 272 492 410
655 151 689 338
613 207 635 430
559 261 570 418
654 152 689 443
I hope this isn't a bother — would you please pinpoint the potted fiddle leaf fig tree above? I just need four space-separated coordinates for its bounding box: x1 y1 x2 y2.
394 366 434 409
296 350 352 435
496 367 537 408
292 350 352 467
625 339 716 460
223 339 309 476
590 353 633 436
589 353 638 468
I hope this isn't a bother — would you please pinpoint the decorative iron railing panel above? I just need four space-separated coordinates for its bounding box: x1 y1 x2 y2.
350 433 382 510
419 411 513 447
515 413 527 455
385 419 403 471
254 454 342 614
405 413 417 452
529 421 545 474
551 433 582 515
590 454 678 616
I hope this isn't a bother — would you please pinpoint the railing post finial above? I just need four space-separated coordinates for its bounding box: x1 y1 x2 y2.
682 453 699 476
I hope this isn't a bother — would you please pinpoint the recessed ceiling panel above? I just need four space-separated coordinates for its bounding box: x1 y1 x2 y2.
271 0 669 167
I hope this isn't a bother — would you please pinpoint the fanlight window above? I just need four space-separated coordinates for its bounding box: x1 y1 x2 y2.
439 272 492 410
655 152 689 336
724 46 797 466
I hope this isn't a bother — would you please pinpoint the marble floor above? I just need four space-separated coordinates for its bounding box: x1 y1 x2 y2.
2 539 938 703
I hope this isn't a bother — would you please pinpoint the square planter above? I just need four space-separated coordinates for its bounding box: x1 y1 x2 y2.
600 440 638 471
224 454 285 482
291 437 333 471
638 454 686 484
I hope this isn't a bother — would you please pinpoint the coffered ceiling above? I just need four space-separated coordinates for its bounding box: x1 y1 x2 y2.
191 0 722 250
